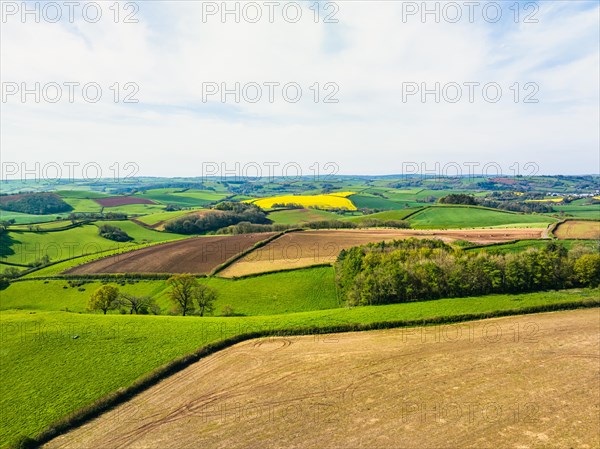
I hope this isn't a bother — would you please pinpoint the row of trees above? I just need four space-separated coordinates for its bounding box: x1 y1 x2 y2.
98 224 133 242
438 193 554 213
88 274 218 316
335 239 600 306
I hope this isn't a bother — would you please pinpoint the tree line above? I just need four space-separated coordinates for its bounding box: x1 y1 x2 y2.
335 238 600 306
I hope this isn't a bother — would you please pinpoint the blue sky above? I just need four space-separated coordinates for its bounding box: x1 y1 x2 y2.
1 1 599 177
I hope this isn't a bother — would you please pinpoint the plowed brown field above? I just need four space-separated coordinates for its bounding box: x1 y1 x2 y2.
44 309 600 449
220 228 545 277
65 233 277 275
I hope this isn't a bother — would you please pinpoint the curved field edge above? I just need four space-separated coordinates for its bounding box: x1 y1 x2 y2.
2 290 598 448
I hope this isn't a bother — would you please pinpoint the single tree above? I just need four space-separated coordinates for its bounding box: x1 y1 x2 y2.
89 285 119 314
196 284 217 317
166 274 199 316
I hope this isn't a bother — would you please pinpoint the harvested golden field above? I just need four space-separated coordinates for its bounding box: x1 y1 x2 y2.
555 220 600 240
220 228 545 277
44 309 600 449
65 233 276 275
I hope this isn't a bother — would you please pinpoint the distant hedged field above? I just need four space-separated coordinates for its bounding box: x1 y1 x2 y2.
0 176 599 447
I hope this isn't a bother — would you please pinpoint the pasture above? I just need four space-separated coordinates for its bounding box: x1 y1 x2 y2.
407 206 556 229
267 208 340 225
554 220 600 240
1 222 184 266
1 267 338 315
43 309 600 449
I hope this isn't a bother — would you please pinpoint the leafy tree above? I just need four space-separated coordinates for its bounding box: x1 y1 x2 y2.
438 194 477 205
196 284 217 317
89 285 119 314
117 294 157 314
166 274 199 316
574 254 600 287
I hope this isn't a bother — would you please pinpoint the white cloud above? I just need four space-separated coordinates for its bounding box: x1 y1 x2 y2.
1 1 598 176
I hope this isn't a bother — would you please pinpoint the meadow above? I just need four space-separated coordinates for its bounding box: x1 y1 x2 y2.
554 220 600 239
1 222 185 266
406 206 556 229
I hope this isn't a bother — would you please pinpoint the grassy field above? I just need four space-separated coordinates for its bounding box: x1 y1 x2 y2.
407 206 556 229
1 288 597 447
136 189 229 208
267 208 340 225
466 239 598 254
0 210 60 224
343 208 422 223
1 267 338 315
554 220 600 239
347 194 407 210
1 222 184 266
135 209 204 227
249 193 357 211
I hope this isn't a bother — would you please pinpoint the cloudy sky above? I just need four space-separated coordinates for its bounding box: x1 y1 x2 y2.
1 0 599 178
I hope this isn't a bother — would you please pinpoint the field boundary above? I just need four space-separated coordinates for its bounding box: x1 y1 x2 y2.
210 229 302 276
18 299 600 449
218 263 334 280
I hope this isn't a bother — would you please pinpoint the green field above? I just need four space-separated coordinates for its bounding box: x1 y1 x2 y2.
551 204 600 219
348 194 407 210
267 208 340 225
135 209 204 226
1 288 597 447
466 239 598 254
343 208 423 223
407 206 557 229
1 222 184 266
135 189 229 208
2 267 339 316
0 210 60 225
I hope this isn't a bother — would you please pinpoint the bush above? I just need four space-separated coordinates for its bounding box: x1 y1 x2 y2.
98 224 133 242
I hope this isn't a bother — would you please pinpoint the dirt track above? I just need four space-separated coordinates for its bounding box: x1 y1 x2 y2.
44 309 600 449
220 228 545 277
65 233 276 275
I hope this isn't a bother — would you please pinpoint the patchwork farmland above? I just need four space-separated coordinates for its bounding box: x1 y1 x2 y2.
1 176 598 449
65 233 277 275
219 228 546 277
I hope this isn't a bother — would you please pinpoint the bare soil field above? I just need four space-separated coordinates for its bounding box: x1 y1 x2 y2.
220 228 545 277
94 196 156 207
44 309 600 449
65 233 276 275
555 220 600 240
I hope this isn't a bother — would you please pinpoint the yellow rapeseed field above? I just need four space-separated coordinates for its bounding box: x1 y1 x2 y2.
248 193 357 210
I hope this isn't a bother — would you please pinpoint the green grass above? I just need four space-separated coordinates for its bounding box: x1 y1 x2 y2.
61 197 102 213
343 208 422 223
348 194 406 210
0 210 59 225
135 209 204 226
551 204 600 219
267 208 340 225
465 239 598 254
1 288 597 447
1 222 184 266
2 267 339 316
100 203 168 215
407 206 557 229
135 189 229 208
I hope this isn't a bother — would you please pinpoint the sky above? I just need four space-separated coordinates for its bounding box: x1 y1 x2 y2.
1 0 599 179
